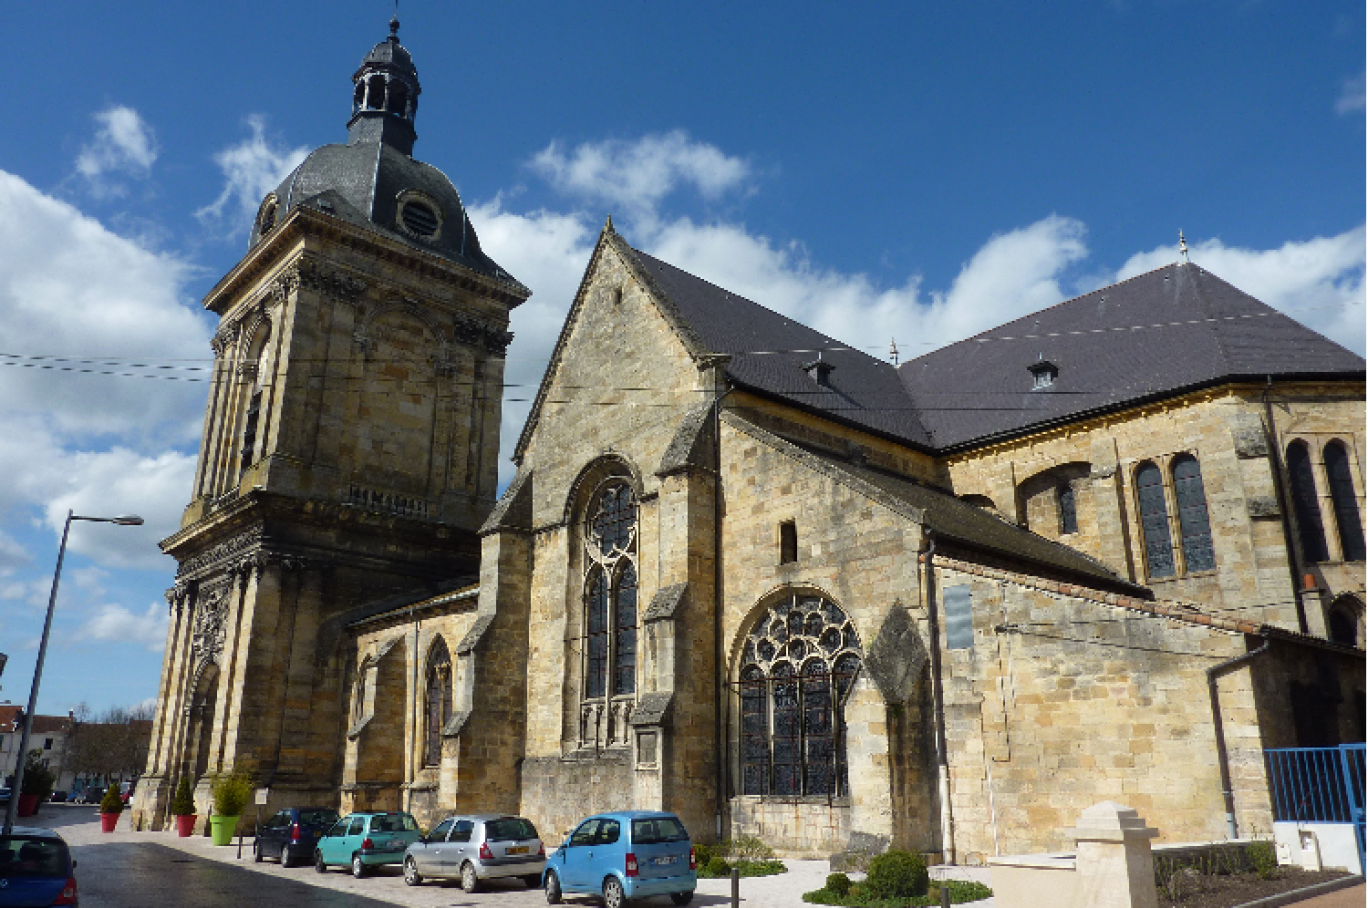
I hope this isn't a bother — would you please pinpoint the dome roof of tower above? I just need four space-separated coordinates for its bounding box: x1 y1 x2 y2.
360 20 416 77
252 141 520 287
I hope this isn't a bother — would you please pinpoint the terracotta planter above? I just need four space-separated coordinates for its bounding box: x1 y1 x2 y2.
100 812 121 833
16 793 40 817
175 814 197 837
209 814 239 846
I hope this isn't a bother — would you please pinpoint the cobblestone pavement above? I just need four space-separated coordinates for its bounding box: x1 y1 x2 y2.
35 804 995 907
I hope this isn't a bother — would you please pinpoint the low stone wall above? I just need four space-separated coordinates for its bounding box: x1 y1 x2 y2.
730 795 850 856
520 749 633 843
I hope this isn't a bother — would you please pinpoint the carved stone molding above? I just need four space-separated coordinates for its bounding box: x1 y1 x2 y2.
175 526 265 580
210 323 239 357
165 583 192 616
451 312 513 356
191 584 230 670
294 257 367 305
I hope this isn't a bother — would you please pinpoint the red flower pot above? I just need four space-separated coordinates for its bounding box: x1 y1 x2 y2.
16 794 40 817
175 814 197 837
100 812 120 833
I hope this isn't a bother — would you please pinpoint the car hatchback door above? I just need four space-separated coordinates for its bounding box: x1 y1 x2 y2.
629 816 692 886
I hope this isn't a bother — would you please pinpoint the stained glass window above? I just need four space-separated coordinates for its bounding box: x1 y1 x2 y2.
583 481 637 711
1136 462 1175 578
424 641 451 766
1287 442 1328 563
738 593 862 797
1325 443 1364 562
1058 483 1077 535
1173 456 1215 572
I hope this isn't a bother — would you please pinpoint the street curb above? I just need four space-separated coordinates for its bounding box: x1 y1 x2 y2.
1231 875 1364 908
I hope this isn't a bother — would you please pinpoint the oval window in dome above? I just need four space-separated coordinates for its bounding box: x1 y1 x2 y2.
400 200 439 237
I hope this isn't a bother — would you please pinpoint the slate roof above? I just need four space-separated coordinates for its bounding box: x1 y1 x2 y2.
898 262 1365 450
784 436 1138 590
624 246 934 448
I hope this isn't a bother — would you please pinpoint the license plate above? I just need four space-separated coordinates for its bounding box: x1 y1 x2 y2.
653 855 678 866
507 846 529 855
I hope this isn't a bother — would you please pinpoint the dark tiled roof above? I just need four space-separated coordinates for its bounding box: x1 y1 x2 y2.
898 263 1365 450
624 246 934 449
789 438 1135 588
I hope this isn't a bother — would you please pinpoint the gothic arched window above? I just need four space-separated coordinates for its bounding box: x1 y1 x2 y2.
1136 462 1175 579
424 640 452 766
1172 455 1215 572
238 324 271 479
738 593 861 797
1057 482 1078 535
1287 442 1328 563
584 482 638 705
1324 442 1365 562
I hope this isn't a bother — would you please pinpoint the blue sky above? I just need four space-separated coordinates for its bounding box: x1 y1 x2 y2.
0 1 1362 717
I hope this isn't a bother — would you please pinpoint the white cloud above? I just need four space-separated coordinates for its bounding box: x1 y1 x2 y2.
530 131 752 222
196 115 310 232
72 601 169 651
0 530 31 576
1336 72 1366 114
75 106 158 195
1117 228 1366 355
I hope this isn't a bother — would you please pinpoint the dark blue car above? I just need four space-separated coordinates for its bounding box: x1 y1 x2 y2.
543 811 694 907
0 826 78 906
253 806 341 867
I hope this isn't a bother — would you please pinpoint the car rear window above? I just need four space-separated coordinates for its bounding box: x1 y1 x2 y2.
485 817 539 841
299 809 339 827
0 835 69 879
631 817 689 844
370 814 419 833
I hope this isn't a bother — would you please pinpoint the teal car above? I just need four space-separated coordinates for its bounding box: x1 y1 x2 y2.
314 811 421 878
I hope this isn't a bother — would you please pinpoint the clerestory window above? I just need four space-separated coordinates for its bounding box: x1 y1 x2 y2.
423 639 452 766
1136 461 1175 579
1325 442 1365 562
1288 442 1329 563
739 593 862 798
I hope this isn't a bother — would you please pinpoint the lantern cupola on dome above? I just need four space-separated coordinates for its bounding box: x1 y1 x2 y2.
347 16 421 155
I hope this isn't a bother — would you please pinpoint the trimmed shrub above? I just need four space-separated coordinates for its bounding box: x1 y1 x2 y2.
825 872 852 897
170 776 196 816
693 843 714 867
210 769 254 817
864 849 929 900
705 856 732 877
99 783 124 814
1248 841 1278 880
19 751 55 800
730 834 776 860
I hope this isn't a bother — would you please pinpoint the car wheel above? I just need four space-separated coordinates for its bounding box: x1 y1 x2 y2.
404 856 423 886
460 861 481 892
544 870 562 904
351 853 367 878
280 844 294 867
523 873 543 888
253 841 263 863
670 892 695 906
603 875 629 908
314 850 327 873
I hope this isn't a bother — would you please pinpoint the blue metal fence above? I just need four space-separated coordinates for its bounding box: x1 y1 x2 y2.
1266 743 1366 873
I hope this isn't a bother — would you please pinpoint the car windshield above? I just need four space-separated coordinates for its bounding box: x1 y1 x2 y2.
485 817 539 841
299 809 339 827
631 817 689 844
370 814 418 833
0 835 69 879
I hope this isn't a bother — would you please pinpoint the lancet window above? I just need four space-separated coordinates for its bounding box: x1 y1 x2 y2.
424 640 452 766
739 593 861 798
581 482 638 744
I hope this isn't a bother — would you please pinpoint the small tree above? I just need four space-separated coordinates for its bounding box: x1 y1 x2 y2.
99 782 124 815
19 750 55 801
864 849 929 900
210 770 254 817
171 776 196 817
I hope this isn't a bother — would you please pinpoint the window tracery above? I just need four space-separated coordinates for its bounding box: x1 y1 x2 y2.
738 593 861 798
581 481 638 746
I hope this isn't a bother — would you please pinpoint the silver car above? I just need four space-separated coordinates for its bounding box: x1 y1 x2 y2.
403 813 545 891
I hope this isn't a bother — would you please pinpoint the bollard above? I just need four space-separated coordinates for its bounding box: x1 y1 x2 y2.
941 882 951 908
236 831 243 860
730 866 740 907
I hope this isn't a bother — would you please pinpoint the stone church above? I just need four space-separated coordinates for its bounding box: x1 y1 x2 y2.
133 21 1365 860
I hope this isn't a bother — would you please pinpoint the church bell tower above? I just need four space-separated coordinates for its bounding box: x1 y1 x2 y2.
132 18 529 829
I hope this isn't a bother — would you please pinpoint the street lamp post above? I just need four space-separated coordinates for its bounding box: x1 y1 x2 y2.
2 510 143 835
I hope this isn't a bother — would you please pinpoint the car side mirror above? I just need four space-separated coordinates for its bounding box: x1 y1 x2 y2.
71 859 77 869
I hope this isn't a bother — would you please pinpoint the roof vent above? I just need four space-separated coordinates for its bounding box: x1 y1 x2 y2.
801 353 836 388
1028 357 1059 390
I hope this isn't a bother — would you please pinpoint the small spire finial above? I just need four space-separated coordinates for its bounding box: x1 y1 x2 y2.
390 1 400 40
1179 230 1190 263
604 214 615 234
889 338 899 365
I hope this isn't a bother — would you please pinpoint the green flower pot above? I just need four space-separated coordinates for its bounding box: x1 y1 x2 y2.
209 814 240 846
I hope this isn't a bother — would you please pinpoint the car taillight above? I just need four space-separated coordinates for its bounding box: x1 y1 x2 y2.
291 822 301 842
479 841 494 860
538 841 546 857
689 846 696 870
361 837 374 850
53 877 78 905
625 852 638 877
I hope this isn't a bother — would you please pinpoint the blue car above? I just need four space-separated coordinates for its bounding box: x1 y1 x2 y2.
0 826 79 907
543 811 695 907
